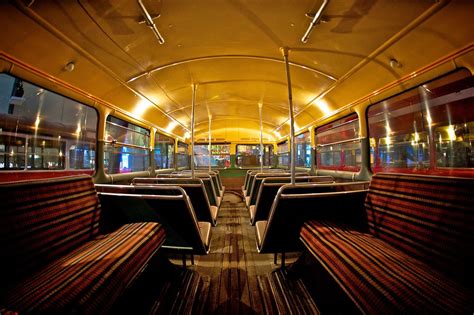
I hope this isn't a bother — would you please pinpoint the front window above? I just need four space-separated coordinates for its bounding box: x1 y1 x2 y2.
236 144 273 167
154 132 174 169
177 141 189 168
315 113 361 172
0 73 97 175
104 116 149 174
368 69 473 176
194 144 231 168
295 132 311 167
277 141 289 167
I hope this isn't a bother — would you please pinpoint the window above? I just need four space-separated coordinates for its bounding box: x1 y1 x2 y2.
368 69 473 176
277 141 289 167
315 113 361 171
177 141 189 168
104 116 149 174
295 132 311 167
194 144 230 168
0 73 97 174
154 132 174 169
236 144 273 167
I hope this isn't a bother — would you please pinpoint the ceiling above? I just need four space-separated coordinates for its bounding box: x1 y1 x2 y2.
0 0 473 142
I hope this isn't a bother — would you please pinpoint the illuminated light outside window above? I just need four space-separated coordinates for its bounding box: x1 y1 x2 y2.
155 132 174 169
194 144 230 168
104 116 149 174
236 144 273 167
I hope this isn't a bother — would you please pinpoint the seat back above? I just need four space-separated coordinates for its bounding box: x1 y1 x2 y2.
96 184 208 254
247 172 309 200
158 173 219 206
0 175 101 285
251 176 335 224
132 177 215 224
258 182 369 253
364 173 474 282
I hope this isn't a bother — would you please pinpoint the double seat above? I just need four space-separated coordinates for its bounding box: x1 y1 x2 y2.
0 175 166 314
300 173 474 313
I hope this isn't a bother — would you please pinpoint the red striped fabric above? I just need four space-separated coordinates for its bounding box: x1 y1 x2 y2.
301 221 473 314
364 173 474 281
4 222 165 314
0 175 102 284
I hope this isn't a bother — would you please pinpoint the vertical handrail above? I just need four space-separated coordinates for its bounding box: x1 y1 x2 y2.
191 84 196 179
208 114 212 172
282 47 296 185
259 102 264 173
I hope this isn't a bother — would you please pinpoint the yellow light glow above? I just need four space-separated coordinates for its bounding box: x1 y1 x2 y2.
184 131 191 139
76 123 81 136
313 99 331 115
166 120 178 133
132 99 152 117
447 125 456 141
34 116 40 130
59 151 63 157
273 130 282 139
414 132 419 142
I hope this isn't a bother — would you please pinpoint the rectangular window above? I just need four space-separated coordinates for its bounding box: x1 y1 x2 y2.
236 144 273 167
104 116 150 174
295 132 311 167
194 144 230 168
177 141 189 168
315 113 361 172
368 69 473 176
155 132 174 169
0 73 97 176
277 141 289 167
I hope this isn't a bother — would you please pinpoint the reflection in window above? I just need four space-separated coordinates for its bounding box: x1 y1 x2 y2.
155 132 174 169
295 132 311 167
177 141 189 168
236 144 273 167
277 141 289 167
0 73 97 174
368 69 473 176
315 114 361 172
194 144 230 168
104 116 149 174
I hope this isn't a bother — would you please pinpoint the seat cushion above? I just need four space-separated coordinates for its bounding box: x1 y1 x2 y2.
210 205 218 221
301 220 473 314
198 221 212 249
255 220 267 248
249 205 256 221
3 222 165 314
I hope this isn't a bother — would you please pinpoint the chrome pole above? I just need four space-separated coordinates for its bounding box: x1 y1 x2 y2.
282 47 296 185
208 114 212 172
191 84 196 179
259 103 264 173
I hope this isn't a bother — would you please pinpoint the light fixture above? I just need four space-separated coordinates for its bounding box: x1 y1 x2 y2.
64 62 75 72
390 58 401 69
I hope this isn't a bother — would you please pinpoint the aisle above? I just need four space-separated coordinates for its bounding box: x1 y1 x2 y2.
191 192 277 313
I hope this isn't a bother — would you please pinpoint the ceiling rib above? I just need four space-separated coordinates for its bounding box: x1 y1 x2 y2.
126 55 337 83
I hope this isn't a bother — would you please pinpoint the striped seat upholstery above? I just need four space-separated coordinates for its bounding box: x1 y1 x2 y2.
300 173 474 313
0 175 166 314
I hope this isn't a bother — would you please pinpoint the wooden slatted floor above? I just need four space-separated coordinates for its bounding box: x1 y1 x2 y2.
114 192 318 314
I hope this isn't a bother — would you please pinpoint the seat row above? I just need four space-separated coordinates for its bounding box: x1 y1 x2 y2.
95 170 224 260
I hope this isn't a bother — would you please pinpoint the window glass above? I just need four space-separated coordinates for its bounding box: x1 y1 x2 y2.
315 113 361 171
104 116 149 173
155 132 174 169
368 69 473 176
295 132 311 167
236 144 273 167
277 141 289 167
0 73 97 174
194 144 230 168
177 141 189 168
